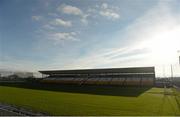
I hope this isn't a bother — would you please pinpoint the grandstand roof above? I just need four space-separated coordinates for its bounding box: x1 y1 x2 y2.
39 67 155 75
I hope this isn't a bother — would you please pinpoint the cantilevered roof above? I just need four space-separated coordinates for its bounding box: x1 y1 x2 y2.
39 67 155 75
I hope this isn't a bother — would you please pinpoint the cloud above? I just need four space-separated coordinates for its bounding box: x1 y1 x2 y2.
48 32 78 44
0 57 41 72
61 46 148 69
58 4 83 16
57 4 89 24
48 13 58 17
43 24 55 30
104 0 180 68
87 3 120 20
50 18 72 27
49 0 180 77
99 3 120 20
32 15 43 21
99 10 120 20
80 14 89 24
102 3 108 9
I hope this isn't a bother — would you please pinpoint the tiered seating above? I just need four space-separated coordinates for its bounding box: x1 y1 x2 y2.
126 77 141 86
41 77 74 84
83 78 99 85
110 78 125 85
96 78 111 85
141 78 154 86
71 78 84 84
41 76 154 86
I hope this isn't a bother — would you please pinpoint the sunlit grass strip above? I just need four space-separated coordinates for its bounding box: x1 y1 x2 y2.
172 86 180 109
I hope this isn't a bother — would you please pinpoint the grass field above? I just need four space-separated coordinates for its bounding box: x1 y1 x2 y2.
173 87 180 109
0 84 179 116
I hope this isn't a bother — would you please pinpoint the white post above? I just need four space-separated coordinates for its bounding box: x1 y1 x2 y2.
171 64 173 82
178 50 180 65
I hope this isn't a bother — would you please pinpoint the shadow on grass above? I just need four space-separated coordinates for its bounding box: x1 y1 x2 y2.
0 82 151 97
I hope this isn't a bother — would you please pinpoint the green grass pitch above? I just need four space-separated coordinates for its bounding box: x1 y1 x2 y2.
0 84 179 115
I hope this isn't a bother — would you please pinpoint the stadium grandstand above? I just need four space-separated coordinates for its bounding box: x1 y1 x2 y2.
39 67 155 86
